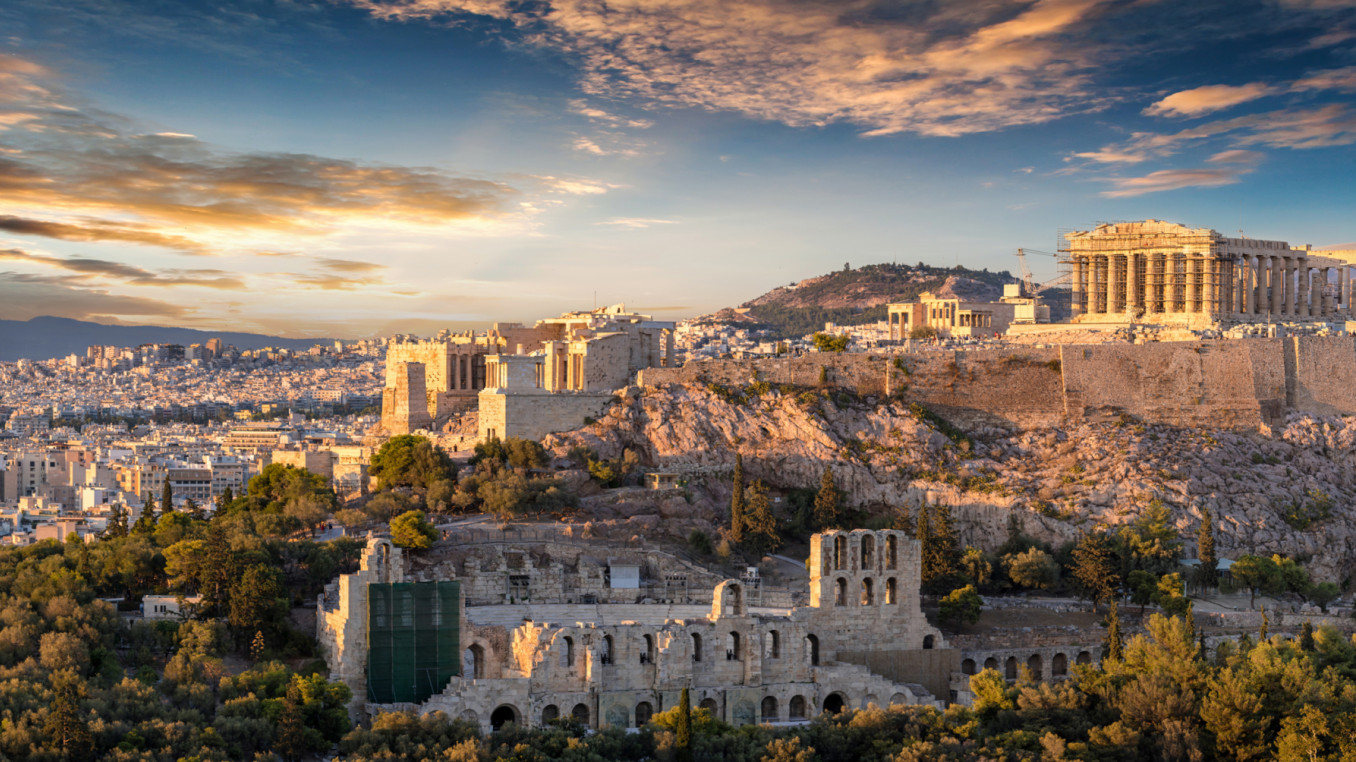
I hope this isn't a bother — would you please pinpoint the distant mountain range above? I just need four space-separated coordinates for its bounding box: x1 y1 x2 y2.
700 263 1021 338
0 316 339 362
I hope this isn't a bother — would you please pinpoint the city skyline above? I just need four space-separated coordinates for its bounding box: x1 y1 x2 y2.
2 0 1355 338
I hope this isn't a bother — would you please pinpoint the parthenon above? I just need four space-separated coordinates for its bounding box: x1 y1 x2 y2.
1067 220 1356 324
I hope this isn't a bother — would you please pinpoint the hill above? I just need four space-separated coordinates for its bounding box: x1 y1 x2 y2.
733 263 1018 337
0 316 339 362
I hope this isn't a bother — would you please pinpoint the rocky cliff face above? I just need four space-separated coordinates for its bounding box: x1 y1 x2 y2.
547 384 1356 581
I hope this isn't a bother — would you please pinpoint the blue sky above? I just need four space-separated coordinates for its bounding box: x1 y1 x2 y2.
1 0 1353 337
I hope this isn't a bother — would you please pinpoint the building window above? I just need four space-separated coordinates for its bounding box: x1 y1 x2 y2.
727 632 741 661
691 633 702 662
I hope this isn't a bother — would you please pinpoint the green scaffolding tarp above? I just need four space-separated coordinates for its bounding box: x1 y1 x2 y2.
367 581 460 703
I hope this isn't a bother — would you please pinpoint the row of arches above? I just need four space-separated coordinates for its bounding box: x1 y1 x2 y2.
829 534 901 573
960 650 1093 681
553 629 822 669
833 576 898 606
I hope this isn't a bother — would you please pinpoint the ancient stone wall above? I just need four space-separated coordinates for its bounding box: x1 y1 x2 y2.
478 390 614 442
639 337 1356 431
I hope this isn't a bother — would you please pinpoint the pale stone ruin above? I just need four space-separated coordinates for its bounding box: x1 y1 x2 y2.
318 529 989 731
379 305 676 439
887 290 1020 340
1068 219 1356 325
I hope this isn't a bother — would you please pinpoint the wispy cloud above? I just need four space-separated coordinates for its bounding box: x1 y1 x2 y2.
595 218 677 229
352 0 1133 137
1144 83 1277 118
1100 167 1256 197
0 248 245 289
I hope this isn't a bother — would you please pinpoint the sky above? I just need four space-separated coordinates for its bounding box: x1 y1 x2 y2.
1 0 1354 338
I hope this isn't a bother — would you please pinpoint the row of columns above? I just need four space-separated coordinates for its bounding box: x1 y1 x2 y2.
1073 253 1353 320
446 351 483 390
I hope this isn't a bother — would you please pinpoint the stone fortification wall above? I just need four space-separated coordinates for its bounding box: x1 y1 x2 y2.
478 391 615 442
638 350 1066 429
641 337 1356 430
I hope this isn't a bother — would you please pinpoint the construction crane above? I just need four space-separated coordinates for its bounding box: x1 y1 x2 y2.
1015 248 1061 296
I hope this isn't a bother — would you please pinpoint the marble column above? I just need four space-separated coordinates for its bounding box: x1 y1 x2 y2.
1107 255 1121 314
1342 267 1351 317
1268 256 1281 316
1127 252 1141 313
1203 259 1217 317
1073 257 1086 317
1322 268 1334 317
1185 258 1199 313
1298 266 1310 318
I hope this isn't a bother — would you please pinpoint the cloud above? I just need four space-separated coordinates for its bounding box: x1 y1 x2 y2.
0 273 188 322
314 257 385 274
0 53 555 259
0 215 207 253
1099 166 1256 197
1207 149 1265 165
1144 83 1276 117
352 0 1131 137
569 100 653 130
1291 66 1356 93
0 248 245 289
595 218 677 229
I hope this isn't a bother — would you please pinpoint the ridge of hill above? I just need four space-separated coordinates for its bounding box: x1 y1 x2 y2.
715 263 1018 338
0 316 339 362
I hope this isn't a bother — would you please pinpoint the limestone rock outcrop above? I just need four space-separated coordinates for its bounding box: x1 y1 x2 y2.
547 384 1356 581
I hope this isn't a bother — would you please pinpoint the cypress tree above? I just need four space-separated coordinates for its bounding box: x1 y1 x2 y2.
132 495 156 535
1300 621 1315 651
44 671 92 761
917 504 933 573
1260 607 1269 641
1198 631 1208 662
1198 507 1218 591
730 453 746 543
161 478 174 514
274 681 307 762
216 485 234 516
927 503 961 591
742 480 781 555
1072 532 1120 612
106 504 128 538
1105 600 1123 663
813 466 840 530
675 686 693 762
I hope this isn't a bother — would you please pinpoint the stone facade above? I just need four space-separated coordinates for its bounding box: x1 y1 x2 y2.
637 336 1356 430
318 530 950 732
887 291 1018 339
1067 220 1354 326
379 305 676 437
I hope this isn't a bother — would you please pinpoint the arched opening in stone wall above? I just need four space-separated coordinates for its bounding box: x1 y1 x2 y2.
984 657 998 671
464 644 485 679
1052 653 1068 677
962 658 976 675
642 634 655 664
834 535 847 570
561 636 574 669
460 709 478 724
1005 656 1018 681
602 635 614 665
767 630 780 659
725 583 744 615
761 696 778 722
789 695 807 720
885 577 897 604
889 693 907 707
886 535 898 569
835 578 847 606
805 634 820 666
490 705 519 731
861 577 875 606
923 635 934 649
1028 654 1043 679
699 698 719 715
541 705 559 724
635 701 654 727
571 703 590 724
727 632 741 661
1076 650 1092 665
691 632 702 662
823 693 846 714
861 535 875 569
863 694 879 709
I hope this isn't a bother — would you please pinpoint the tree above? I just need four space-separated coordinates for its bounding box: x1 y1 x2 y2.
251 630 267 662
1231 554 1279 610
229 564 288 640
1004 548 1059 590
730 453 746 543
675 686 692 762
812 467 841 530
133 495 157 535
1105 600 1123 662
198 524 238 617
274 680 308 762
105 504 128 538
217 485 234 515
939 584 982 631
371 434 456 490
811 332 851 352
962 547 992 588
921 503 961 594
741 480 781 556
1196 507 1218 591
1117 499 1183 577
44 670 93 761
1309 581 1340 612
162 478 174 514
1072 532 1120 611
390 510 438 550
